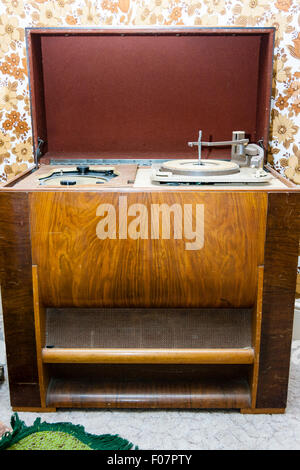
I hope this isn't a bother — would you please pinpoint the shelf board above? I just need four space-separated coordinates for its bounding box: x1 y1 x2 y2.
46 376 251 409
42 347 254 364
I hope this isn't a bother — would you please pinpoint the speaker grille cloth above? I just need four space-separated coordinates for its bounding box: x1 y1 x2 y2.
45 308 252 349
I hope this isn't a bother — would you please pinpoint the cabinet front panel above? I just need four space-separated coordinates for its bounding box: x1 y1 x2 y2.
30 191 267 308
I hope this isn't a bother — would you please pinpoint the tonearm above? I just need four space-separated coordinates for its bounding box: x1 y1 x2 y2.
188 130 264 168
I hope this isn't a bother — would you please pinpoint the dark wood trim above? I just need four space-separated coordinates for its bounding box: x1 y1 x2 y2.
26 31 48 164
0 192 41 408
240 408 285 414
12 407 56 412
256 192 300 409
26 27 276 36
1 167 35 187
32 265 50 408
265 164 296 188
255 30 275 163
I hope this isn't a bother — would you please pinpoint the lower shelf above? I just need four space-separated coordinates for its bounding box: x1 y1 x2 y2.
46 376 251 409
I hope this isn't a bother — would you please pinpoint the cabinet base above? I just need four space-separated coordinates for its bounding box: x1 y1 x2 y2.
12 407 57 413
11 407 285 414
240 408 285 414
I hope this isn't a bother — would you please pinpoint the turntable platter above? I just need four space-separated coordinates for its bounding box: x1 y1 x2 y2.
160 159 240 177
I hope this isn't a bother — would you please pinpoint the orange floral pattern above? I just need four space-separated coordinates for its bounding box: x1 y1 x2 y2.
275 0 293 12
0 0 299 183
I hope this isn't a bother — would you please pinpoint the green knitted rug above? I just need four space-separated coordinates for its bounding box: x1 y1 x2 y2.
0 413 137 450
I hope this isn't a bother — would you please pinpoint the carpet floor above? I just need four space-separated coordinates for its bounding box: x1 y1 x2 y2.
1 321 300 450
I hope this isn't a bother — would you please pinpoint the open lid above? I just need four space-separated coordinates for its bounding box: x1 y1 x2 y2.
26 27 275 164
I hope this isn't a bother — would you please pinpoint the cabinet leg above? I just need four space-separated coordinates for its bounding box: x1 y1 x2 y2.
240 408 285 414
12 407 57 412
32 265 49 409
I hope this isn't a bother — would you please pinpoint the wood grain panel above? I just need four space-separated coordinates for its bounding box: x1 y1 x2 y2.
9 384 41 409
45 363 251 408
30 191 267 308
256 192 300 409
46 377 251 409
0 192 41 408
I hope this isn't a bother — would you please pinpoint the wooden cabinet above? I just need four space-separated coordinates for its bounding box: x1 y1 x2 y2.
0 28 299 413
0 188 299 413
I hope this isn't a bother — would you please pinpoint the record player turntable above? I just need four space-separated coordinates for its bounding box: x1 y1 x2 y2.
151 129 270 184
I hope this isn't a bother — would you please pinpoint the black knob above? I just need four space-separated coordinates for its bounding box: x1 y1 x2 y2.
76 165 90 175
60 180 77 185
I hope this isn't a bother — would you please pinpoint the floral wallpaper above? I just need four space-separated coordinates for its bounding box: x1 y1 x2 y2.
0 0 299 183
